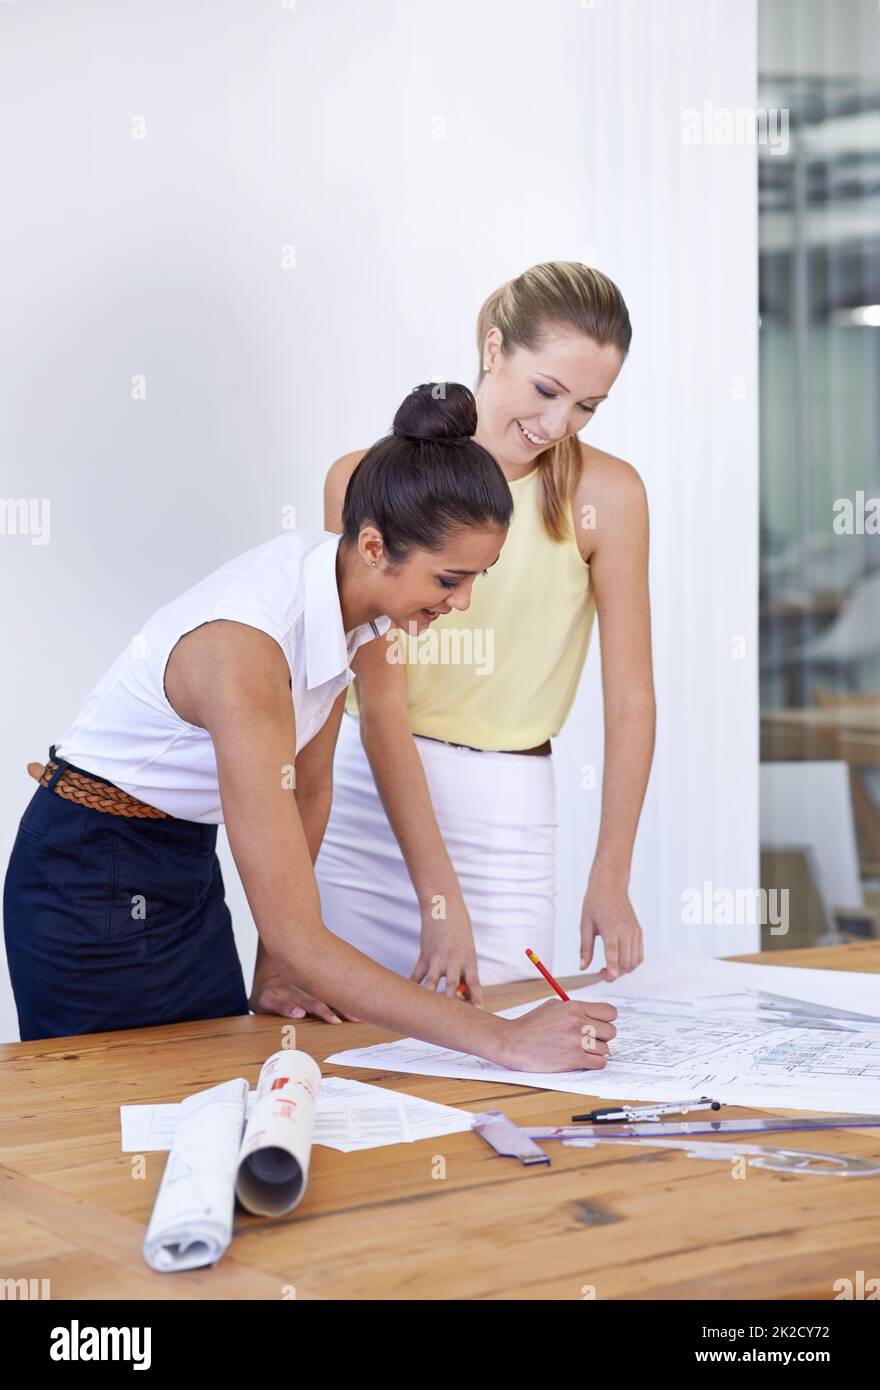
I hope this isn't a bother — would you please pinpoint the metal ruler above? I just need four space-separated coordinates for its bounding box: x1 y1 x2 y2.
524 1114 880 1141
555 1136 880 1175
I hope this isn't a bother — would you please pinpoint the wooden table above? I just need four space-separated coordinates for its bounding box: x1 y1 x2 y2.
2 943 879 1300
762 701 880 760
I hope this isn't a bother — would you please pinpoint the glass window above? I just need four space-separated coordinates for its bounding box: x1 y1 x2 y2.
759 0 880 947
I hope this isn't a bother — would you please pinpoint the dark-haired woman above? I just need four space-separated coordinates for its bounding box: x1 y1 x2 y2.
301 262 654 1009
2 383 617 1070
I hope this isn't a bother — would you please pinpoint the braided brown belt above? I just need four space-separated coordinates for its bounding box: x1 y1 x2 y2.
28 760 171 820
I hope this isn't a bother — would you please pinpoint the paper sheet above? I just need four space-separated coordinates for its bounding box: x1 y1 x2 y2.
312 1076 473 1151
325 953 880 1115
122 1076 472 1154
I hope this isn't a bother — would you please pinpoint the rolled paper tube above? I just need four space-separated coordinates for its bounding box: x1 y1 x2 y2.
235 1050 321 1217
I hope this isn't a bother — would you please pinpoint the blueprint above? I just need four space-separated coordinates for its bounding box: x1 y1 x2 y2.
325 953 880 1114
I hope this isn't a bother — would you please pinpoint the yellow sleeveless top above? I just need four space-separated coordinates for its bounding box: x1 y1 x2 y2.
345 465 596 750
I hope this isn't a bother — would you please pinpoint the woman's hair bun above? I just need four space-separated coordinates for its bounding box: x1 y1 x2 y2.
342 379 513 561
391 382 478 445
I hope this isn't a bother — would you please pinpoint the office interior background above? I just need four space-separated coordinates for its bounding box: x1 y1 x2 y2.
0 0 876 1041
759 0 880 951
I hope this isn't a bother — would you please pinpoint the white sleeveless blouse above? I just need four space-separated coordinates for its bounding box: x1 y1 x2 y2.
55 530 390 823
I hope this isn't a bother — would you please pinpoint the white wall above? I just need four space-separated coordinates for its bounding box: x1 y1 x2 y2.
553 0 761 970
0 0 759 1041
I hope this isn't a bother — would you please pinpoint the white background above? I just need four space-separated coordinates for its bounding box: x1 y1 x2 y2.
0 0 759 1042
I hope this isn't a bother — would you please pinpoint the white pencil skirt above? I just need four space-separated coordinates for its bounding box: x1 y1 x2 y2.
315 712 558 985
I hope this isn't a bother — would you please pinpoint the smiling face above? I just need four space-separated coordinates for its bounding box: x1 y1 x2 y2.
474 325 624 471
359 523 507 631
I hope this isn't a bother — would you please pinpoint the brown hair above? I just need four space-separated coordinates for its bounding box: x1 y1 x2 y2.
475 261 632 541
342 383 512 563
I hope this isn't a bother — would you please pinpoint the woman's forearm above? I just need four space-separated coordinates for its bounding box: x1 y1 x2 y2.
295 786 333 864
228 787 510 1059
590 696 655 887
251 786 331 989
288 918 509 1056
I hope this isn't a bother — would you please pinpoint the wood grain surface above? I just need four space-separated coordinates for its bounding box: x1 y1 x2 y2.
1 943 878 1300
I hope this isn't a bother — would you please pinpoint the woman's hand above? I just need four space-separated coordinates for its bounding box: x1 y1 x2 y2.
503 997 617 1072
580 875 644 980
248 972 361 1024
410 898 484 1006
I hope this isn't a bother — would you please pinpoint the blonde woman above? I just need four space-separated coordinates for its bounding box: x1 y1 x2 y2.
254 263 654 1014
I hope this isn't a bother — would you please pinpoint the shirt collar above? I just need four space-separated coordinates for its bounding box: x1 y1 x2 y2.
302 533 392 690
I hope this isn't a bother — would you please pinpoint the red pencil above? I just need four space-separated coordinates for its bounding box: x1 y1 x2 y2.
525 948 570 1002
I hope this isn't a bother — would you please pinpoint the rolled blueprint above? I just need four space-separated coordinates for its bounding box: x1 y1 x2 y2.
235 1050 321 1216
142 1077 249 1272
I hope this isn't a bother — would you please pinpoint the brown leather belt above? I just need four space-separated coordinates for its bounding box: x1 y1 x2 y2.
29 757 171 820
415 735 552 757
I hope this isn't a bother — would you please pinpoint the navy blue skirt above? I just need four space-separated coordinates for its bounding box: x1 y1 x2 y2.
3 753 250 1041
